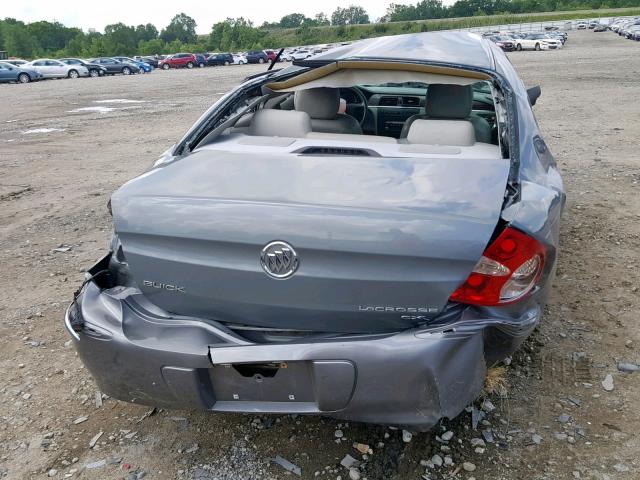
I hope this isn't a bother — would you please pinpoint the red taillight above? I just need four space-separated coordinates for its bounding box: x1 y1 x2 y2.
450 227 546 306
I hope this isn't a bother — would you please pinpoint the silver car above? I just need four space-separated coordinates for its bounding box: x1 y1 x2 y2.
25 59 89 79
66 31 564 430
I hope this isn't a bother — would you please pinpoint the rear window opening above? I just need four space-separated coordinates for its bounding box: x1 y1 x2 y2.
185 64 512 166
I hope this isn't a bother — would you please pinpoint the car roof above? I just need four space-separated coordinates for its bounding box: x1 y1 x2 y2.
300 31 495 71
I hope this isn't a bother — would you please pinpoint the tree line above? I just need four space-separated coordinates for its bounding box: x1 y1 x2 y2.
384 0 640 21
0 14 200 59
1 0 639 58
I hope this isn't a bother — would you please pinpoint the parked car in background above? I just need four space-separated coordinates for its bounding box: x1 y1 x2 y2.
515 33 552 51
614 18 639 34
60 58 107 77
194 54 207 68
0 61 43 83
291 49 313 60
264 50 282 62
25 59 89 78
620 20 640 37
232 54 247 65
541 34 563 48
246 50 268 64
112 56 153 73
550 31 568 44
90 57 140 75
159 53 197 69
489 35 515 51
576 22 588 30
616 22 629 36
541 31 566 45
593 24 608 32
625 25 640 39
281 49 295 61
4 59 28 67
611 20 624 32
207 53 234 66
134 56 159 68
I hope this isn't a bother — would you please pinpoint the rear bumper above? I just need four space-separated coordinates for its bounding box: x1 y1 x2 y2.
65 275 540 430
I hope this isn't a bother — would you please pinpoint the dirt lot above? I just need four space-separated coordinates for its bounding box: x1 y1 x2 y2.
1 31 639 480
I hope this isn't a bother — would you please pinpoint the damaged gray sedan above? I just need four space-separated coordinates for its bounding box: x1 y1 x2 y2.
65 31 564 430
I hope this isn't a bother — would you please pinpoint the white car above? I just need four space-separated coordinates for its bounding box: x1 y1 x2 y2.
291 50 312 61
541 34 563 48
514 34 557 51
4 59 29 67
281 50 295 62
576 22 588 30
232 55 247 65
26 59 89 79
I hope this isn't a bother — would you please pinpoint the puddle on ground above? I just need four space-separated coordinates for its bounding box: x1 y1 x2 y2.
67 105 142 114
68 106 115 114
21 128 66 135
93 99 146 104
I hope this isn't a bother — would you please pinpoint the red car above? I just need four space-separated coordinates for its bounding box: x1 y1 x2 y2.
264 50 277 62
159 53 197 70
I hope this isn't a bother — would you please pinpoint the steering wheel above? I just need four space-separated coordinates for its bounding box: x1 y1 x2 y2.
341 87 368 125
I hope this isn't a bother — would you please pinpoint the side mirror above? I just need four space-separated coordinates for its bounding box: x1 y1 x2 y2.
527 86 542 106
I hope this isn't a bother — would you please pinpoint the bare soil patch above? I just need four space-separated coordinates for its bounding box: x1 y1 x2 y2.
1 31 639 479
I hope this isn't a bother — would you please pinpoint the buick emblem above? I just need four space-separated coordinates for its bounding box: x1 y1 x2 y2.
260 241 299 279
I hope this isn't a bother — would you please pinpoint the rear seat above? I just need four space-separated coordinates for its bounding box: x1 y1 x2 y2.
247 109 397 143
241 109 497 157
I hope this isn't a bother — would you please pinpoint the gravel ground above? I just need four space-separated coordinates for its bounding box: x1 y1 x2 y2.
1 31 639 480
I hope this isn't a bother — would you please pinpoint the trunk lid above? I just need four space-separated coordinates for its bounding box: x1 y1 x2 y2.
111 149 510 333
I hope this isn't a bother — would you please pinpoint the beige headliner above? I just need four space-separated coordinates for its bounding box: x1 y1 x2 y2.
264 61 491 92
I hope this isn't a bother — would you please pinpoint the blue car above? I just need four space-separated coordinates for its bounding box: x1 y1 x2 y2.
0 61 43 83
113 56 153 73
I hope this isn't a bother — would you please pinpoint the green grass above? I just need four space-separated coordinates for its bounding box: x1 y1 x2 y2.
256 7 640 47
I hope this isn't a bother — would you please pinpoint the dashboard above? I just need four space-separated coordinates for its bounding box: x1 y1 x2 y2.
340 86 497 141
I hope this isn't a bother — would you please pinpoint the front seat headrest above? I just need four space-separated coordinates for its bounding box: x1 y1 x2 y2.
248 109 311 137
294 88 340 120
426 84 473 119
406 119 476 146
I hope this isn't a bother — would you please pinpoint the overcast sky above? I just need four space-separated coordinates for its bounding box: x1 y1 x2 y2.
2 0 448 34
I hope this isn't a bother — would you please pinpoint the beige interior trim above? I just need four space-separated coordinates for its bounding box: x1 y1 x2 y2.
265 61 491 91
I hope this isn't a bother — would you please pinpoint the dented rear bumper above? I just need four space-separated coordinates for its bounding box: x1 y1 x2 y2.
65 272 539 430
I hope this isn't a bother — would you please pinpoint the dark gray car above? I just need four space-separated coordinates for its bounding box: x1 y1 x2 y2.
66 31 564 430
89 57 140 75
